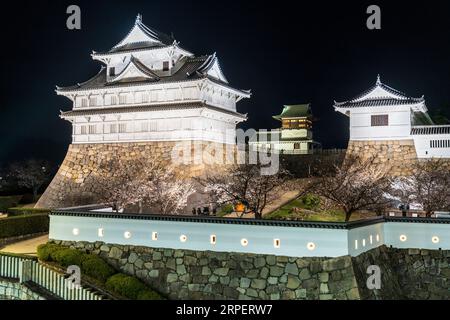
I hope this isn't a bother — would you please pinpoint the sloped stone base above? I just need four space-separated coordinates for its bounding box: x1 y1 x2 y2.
37 141 235 209
346 140 418 176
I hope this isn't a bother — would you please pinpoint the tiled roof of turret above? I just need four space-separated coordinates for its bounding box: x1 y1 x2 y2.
334 75 425 108
273 104 312 120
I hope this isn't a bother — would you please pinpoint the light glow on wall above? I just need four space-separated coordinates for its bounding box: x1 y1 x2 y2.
72 228 79 236
180 235 187 242
273 239 281 248
307 242 316 251
241 238 248 247
362 239 366 247
370 235 373 244
98 228 104 237
432 236 440 244
399 234 407 242
376 234 380 242
355 239 358 249
124 231 132 239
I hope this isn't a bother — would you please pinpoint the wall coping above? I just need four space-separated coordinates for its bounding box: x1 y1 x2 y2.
51 207 450 229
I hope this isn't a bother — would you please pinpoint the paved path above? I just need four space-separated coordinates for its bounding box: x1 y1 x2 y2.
224 189 302 219
0 234 48 256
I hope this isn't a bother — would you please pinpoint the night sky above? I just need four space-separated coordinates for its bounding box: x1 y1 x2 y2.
2 0 450 165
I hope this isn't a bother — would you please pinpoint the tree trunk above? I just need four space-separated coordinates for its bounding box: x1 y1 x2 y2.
32 188 38 203
344 210 353 222
254 211 263 220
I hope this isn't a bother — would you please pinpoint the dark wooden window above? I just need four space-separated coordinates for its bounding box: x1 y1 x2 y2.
109 67 115 76
371 114 389 126
294 143 300 149
163 61 169 71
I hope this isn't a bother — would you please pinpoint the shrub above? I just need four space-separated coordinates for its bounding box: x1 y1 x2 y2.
0 214 49 238
18 193 36 205
106 273 162 300
37 243 66 261
0 195 22 212
7 207 51 216
51 248 86 267
81 255 115 283
137 290 163 300
301 194 321 210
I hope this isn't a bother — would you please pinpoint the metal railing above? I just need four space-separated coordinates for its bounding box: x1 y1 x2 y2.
0 253 103 300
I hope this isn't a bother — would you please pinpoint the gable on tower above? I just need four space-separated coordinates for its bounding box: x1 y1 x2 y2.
112 14 174 51
110 56 160 83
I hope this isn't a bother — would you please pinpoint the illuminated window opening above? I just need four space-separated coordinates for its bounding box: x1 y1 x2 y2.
72 228 79 236
241 238 248 247
354 239 358 249
432 236 440 244
369 235 373 244
152 232 158 241
98 228 104 237
180 235 187 242
124 231 132 239
399 235 407 242
307 242 316 251
210 235 217 245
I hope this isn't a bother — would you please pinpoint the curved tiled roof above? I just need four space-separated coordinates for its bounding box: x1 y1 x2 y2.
273 104 312 120
334 75 425 109
60 102 247 119
335 98 424 108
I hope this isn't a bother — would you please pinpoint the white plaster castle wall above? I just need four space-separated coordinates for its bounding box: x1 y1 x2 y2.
349 106 412 141
49 213 450 258
413 134 450 158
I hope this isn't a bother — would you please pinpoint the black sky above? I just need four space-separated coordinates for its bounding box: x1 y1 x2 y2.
2 0 450 165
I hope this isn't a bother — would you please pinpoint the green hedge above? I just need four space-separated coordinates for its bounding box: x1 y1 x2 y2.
36 243 65 261
81 254 115 283
37 243 162 299
7 207 51 216
0 214 49 238
0 195 22 212
106 273 162 300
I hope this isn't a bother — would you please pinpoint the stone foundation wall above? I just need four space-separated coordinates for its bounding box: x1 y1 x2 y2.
346 140 418 176
37 141 234 209
52 240 450 300
0 279 46 300
353 245 450 300
52 240 361 300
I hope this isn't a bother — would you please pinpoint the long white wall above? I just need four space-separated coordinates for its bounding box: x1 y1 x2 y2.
413 134 450 158
49 212 450 258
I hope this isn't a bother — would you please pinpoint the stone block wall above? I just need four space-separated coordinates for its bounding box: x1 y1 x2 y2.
37 141 234 209
346 140 418 176
0 279 46 300
51 240 450 300
52 240 363 300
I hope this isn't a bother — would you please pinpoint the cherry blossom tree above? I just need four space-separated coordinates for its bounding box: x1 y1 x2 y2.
307 156 394 221
390 159 450 216
197 163 291 219
85 158 194 214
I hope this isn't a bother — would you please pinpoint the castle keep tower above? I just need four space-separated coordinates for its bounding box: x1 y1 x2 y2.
37 15 250 208
334 75 450 175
